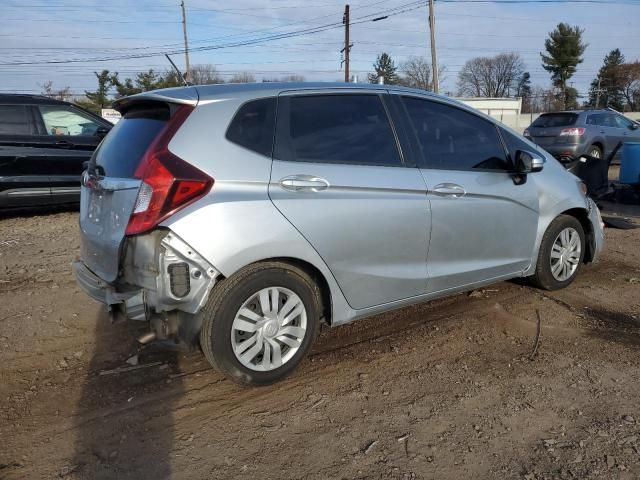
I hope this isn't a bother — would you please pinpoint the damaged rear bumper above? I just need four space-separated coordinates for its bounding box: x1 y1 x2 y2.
73 230 220 322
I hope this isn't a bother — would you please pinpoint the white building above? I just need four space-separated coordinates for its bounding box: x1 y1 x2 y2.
457 97 522 131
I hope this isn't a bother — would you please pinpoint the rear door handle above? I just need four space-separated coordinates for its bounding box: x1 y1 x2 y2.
431 183 466 198
279 175 329 192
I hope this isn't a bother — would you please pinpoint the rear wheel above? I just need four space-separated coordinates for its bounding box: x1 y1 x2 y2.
529 215 585 290
200 262 321 386
588 144 602 159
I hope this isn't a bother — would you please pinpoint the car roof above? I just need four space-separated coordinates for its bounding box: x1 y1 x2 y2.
0 94 71 106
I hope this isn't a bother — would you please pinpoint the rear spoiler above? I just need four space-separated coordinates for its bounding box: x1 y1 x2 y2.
113 86 199 113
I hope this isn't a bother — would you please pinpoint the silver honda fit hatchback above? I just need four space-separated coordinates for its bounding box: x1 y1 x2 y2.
74 83 604 385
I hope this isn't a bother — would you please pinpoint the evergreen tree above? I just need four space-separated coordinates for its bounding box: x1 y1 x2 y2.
368 53 399 85
75 70 113 114
588 49 625 110
541 23 587 109
516 72 532 112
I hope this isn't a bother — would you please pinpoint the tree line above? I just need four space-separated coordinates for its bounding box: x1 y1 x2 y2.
42 22 640 114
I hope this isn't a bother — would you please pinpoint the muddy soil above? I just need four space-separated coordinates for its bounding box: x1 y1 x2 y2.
1 204 640 480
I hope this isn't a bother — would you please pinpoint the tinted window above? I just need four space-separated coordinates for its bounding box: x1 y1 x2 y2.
226 97 276 157
94 105 168 177
402 97 509 171
586 114 603 126
0 105 36 135
38 105 102 136
275 94 401 167
531 113 577 127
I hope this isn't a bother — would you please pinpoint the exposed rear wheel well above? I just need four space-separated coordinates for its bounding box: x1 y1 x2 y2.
250 257 332 326
590 142 604 155
560 208 595 263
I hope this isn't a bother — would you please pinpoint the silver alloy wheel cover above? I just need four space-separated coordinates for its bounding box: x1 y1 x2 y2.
550 227 581 281
590 147 601 158
231 286 307 372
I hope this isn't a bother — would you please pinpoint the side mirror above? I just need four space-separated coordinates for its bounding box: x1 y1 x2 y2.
95 126 110 137
631 123 639 130
515 150 544 174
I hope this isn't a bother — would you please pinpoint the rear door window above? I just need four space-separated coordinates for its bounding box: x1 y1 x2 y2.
0 105 38 135
94 104 169 177
531 113 578 128
402 96 509 171
275 94 402 167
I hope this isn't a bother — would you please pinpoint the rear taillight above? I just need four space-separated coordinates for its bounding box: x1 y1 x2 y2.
559 127 585 136
125 105 213 236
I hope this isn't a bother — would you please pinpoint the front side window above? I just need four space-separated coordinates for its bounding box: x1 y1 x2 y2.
226 97 276 157
38 105 102 136
0 105 36 135
275 94 402 167
402 97 509 171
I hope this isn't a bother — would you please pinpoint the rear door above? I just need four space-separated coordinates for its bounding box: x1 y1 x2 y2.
0 104 52 206
269 91 430 310
34 104 109 201
398 95 539 293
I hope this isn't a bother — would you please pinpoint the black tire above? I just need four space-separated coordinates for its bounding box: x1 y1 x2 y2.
588 144 603 159
529 215 585 291
200 261 321 386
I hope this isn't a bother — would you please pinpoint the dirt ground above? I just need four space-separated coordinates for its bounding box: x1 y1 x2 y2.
1 201 640 480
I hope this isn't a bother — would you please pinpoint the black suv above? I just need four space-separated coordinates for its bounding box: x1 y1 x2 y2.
0 94 113 208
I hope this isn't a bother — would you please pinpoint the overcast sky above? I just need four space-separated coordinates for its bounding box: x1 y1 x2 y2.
1 0 639 99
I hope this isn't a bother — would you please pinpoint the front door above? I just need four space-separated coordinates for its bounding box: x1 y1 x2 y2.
397 94 539 293
269 92 431 310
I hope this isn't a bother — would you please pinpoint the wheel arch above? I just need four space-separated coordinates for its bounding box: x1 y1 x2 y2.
241 257 333 326
559 207 595 263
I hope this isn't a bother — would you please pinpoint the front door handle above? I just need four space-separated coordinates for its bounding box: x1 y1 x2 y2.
279 175 330 192
431 183 466 198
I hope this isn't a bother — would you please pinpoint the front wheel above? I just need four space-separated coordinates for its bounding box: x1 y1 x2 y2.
200 262 321 386
529 215 585 290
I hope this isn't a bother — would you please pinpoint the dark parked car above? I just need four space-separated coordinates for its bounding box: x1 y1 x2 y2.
524 109 640 162
0 94 112 208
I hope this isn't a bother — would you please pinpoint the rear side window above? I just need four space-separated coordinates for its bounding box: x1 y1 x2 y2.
226 97 276 157
402 96 509 171
94 104 168 177
531 113 577 128
0 105 36 135
275 94 402 167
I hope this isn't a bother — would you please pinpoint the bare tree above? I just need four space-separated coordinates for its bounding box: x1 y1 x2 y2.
188 64 224 85
618 61 640 111
457 52 525 97
399 57 431 90
262 74 306 83
228 72 256 84
39 81 73 102
398 57 446 91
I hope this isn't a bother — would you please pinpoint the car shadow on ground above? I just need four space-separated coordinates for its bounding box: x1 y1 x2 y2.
584 306 640 348
70 311 183 479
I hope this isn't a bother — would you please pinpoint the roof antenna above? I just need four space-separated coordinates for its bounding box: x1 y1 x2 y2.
165 54 190 87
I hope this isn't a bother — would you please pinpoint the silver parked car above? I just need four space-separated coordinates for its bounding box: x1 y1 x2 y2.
74 83 604 385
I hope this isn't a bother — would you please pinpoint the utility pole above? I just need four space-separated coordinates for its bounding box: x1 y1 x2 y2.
180 0 191 83
342 4 350 83
594 77 605 108
428 0 439 94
